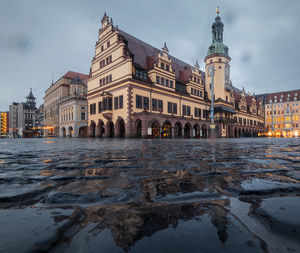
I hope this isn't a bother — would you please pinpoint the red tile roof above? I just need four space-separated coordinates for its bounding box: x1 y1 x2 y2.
63 71 89 84
265 89 300 104
118 29 204 83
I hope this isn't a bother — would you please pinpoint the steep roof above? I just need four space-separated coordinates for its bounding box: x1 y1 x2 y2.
63 71 88 85
118 29 205 83
265 89 300 103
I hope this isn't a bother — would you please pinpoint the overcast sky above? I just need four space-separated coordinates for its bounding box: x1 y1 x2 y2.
0 0 299 111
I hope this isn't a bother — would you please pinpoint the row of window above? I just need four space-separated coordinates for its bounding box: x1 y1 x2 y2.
99 74 112 87
136 95 206 118
191 88 202 97
100 41 110 52
156 75 174 88
267 103 299 109
99 55 112 69
270 97 298 103
236 117 259 126
62 112 73 122
192 76 201 84
267 108 299 115
90 96 124 115
160 62 170 72
271 123 299 129
135 69 147 81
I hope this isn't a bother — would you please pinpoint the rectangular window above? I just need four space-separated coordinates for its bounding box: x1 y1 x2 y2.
158 100 163 112
173 103 177 114
108 97 112 110
187 106 191 116
170 80 173 88
182 105 187 116
161 77 165 85
152 98 157 111
81 112 85 121
143 96 149 110
161 63 164 69
119 95 123 109
166 79 169 87
156 75 160 84
136 95 142 109
166 65 169 71
98 101 102 113
100 79 103 86
168 102 172 113
194 108 198 117
114 97 119 110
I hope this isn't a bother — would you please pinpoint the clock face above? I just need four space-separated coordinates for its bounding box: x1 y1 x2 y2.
225 65 230 82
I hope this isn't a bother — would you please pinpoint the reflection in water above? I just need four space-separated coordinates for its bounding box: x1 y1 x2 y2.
0 138 299 252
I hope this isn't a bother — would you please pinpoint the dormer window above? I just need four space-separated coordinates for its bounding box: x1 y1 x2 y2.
166 65 169 71
288 94 290 97
161 63 165 69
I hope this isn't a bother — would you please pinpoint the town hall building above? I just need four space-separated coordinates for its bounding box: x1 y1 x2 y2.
87 10 265 138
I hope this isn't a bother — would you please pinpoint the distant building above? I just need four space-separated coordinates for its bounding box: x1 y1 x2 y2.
34 104 44 137
0 112 9 138
9 102 19 137
44 71 88 137
257 89 300 137
86 12 264 138
58 76 88 137
8 89 38 138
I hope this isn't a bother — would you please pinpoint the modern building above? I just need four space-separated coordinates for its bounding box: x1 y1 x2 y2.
58 76 88 137
87 11 264 138
0 112 9 138
258 89 300 137
44 71 88 137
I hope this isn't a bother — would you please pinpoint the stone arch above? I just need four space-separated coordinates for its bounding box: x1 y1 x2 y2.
96 120 105 138
174 122 182 138
234 127 238 138
149 119 160 137
134 119 142 138
68 126 73 137
61 127 66 138
115 117 126 138
184 122 192 138
202 124 208 138
193 123 200 138
79 126 87 137
106 121 115 138
89 121 96 138
162 120 172 138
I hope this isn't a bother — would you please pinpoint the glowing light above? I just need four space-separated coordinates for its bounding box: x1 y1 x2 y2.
268 132 272 136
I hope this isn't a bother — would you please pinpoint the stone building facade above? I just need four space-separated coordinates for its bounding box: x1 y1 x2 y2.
258 89 300 137
44 71 88 137
87 12 265 138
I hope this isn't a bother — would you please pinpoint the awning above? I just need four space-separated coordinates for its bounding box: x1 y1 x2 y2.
214 105 236 114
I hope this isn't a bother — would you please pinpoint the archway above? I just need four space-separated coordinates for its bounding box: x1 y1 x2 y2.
238 128 241 138
202 124 208 138
150 120 160 137
135 119 142 138
61 127 66 138
79 126 87 137
116 118 125 138
68 126 73 137
162 121 172 138
97 120 105 138
174 122 182 138
106 121 114 138
234 128 238 138
89 121 96 138
184 123 191 138
194 124 200 138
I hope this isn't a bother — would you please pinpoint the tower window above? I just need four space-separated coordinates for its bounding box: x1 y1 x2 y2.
210 60 213 63
219 58 222 62
219 66 221 69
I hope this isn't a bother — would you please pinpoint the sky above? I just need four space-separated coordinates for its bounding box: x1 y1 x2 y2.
0 0 299 111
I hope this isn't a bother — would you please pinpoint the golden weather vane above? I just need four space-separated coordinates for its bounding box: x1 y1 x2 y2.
216 6 220 15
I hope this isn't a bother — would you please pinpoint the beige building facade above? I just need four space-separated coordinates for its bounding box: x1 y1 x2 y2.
87 12 264 138
44 71 88 136
263 90 300 137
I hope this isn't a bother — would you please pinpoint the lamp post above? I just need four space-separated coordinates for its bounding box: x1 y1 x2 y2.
208 65 215 126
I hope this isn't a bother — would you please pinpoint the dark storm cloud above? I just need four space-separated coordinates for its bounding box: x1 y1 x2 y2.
0 0 299 111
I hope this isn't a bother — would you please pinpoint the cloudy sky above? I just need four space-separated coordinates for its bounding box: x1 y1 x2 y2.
0 0 299 111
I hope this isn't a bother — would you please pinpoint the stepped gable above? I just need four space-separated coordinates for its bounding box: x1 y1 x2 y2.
118 29 204 83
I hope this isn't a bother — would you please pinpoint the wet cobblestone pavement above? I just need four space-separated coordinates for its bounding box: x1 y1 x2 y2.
0 138 299 253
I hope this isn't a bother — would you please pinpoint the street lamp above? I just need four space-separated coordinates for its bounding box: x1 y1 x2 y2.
208 65 215 126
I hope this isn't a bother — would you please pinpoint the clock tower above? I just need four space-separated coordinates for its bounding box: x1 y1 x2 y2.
205 7 231 102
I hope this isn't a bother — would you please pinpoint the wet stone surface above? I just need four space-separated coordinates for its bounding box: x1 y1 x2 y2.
0 138 299 252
